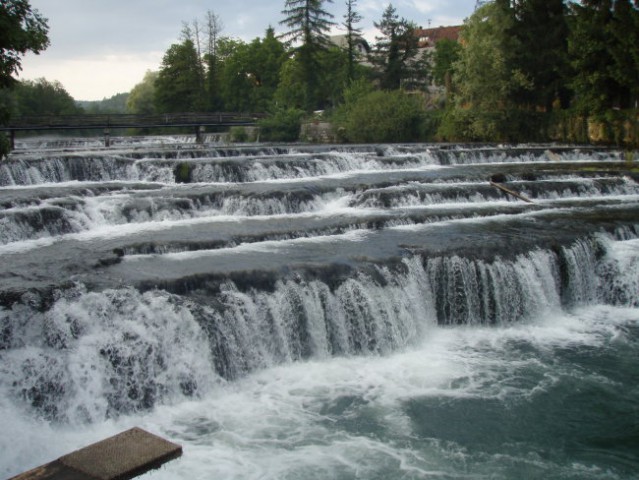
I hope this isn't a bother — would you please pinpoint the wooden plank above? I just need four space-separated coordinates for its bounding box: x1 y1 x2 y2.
10 428 182 480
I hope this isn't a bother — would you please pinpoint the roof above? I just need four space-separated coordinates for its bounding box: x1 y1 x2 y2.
329 34 371 53
414 25 462 48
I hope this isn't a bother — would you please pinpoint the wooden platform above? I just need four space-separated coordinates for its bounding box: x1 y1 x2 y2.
10 428 182 480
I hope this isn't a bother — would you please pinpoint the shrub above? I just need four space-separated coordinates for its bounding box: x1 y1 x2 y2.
174 162 192 183
334 90 425 143
258 108 305 142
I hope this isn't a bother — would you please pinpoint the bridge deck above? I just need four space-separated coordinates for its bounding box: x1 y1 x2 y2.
1 112 265 131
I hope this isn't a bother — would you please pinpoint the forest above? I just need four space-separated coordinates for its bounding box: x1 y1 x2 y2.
2 0 639 149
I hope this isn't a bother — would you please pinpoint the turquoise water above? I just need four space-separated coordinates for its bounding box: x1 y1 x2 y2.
136 305 637 479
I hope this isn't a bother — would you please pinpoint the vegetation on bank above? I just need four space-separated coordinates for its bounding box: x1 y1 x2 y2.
2 0 639 157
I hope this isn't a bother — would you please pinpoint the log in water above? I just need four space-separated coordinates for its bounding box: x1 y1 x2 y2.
1 138 638 479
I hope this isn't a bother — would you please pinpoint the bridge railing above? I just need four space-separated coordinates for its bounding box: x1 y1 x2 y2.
2 112 268 131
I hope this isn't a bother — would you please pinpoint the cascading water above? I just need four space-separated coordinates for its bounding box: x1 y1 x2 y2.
1 137 638 479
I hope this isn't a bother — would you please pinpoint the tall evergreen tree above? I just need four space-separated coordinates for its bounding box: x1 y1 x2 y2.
371 4 424 90
343 0 363 83
280 0 335 109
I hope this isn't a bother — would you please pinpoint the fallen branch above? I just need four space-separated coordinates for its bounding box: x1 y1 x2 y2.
490 181 534 203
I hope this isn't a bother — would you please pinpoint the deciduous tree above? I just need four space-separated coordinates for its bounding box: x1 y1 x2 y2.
432 38 461 94
155 39 206 113
567 0 638 113
0 0 49 156
12 78 81 115
127 71 158 115
443 2 533 140
0 0 49 88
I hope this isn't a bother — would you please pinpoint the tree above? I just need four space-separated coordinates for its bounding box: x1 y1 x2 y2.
607 0 639 109
442 2 534 141
511 0 570 111
155 39 206 113
217 38 251 111
432 38 461 94
0 0 49 156
280 0 336 109
333 88 424 143
370 4 425 91
0 0 49 88
567 0 639 113
127 71 158 115
11 78 81 115
204 10 224 111
343 0 363 83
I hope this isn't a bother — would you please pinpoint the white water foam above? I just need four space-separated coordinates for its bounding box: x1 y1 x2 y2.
3 304 636 479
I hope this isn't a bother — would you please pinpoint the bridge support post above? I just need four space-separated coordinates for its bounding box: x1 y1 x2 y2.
9 130 15 151
195 126 204 144
104 128 111 148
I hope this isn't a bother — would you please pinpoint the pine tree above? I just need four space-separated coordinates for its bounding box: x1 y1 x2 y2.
371 4 423 90
343 0 363 83
280 0 335 109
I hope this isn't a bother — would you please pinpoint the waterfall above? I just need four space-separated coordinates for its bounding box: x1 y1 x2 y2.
1 139 638 479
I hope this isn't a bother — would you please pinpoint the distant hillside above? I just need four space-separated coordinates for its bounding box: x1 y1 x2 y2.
77 92 129 113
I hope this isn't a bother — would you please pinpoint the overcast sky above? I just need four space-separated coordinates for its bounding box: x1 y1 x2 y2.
20 0 476 101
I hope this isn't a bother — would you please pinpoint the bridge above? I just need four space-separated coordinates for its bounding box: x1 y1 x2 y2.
0 112 267 149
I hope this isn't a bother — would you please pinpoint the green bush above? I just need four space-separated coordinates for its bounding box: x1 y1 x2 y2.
229 126 249 143
174 162 192 183
334 90 425 143
258 108 305 142
437 107 549 143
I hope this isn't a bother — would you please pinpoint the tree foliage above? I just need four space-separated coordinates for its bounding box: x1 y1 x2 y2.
280 0 335 109
155 39 206 113
127 71 158 114
0 0 49 88
333 85 424 143
219 28 286 112
1 0 50 157
343 0 363 83
370 4 424 91
569 0 639 114
511 0 570 110
432 38 461 91
8 77 81 116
